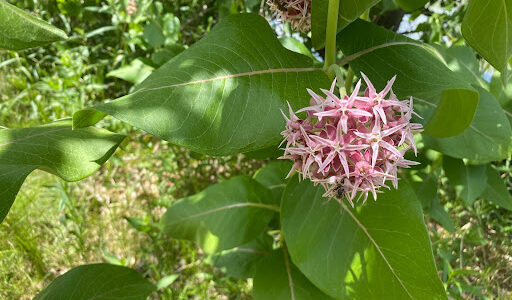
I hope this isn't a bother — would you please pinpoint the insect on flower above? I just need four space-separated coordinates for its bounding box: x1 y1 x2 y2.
267 0 312 32
279 73 423 206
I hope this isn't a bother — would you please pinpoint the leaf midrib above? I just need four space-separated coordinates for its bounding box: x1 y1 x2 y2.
0 127 68 148
340 202 414 299
132 67 321 94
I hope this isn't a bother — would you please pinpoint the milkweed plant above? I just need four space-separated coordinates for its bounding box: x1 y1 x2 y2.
1 0 511 299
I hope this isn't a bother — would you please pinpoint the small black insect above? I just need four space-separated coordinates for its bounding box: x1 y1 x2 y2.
333 184 345 200
272 0 288 12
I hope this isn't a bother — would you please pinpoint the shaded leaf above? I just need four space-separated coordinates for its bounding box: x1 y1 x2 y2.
311 0 380 49
427 197 456 233
337 20 479 139
423 87 512 163
395 0 428 12
281 179 446 299
0 121 125 224
34 264 155 300
211 233 273 279
442 156 487 206
253 248 334 300
73 13 329 156
481 166 512 211
144 20 165 48
433 45 487 88
462 0 512 73
160 176 277 253
253 160 292 205
0 0 67 50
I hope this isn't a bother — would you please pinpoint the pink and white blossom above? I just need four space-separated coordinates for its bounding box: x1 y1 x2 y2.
279 73 423 206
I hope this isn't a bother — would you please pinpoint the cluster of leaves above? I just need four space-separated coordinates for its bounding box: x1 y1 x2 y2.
1 0 512 299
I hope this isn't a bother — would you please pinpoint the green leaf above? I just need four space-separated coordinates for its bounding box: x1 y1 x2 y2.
337 20 479 138
156 274 179 290
160 176 278 253
481 166 512 211
253 248 334 300
253 160 292 205
144 20 165 48
107 59 154 84
442 156 487 206
279 37 316 61
462 0 512 73
281 179 446 299
395 0 428 12
33 264 156 300
0 121 125 224
427 197 456 233
211 233 273 279
311 0 380 49
73 13 329 156
433 45 487 88
423 87 512 163
423 89 479 137
0 0 67 50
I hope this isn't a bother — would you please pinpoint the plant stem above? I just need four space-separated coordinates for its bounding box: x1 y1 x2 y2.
323 0 340 76
345 67 354 94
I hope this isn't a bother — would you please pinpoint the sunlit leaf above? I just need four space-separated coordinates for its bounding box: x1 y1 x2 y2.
34 264 155 300
73 13 329 156
0 0 67 50
281 179 447 299
107 59 154 84
462 0 512 73
0 121 125 224
160 176 278 253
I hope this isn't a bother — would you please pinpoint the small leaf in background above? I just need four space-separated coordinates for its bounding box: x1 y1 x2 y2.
281 179 446 299
0 0 67 50
33 264 156 300
337 20 479 139
160 176 277 253
481 166 512 211
151 45 185 67
423 89 479 137
156 274 179 290
490 72 512 126
395 0 429 12
442 156 487 206
428 197 456 233
311 0 380 49
253 249 334 300
74 13 329 156
211 233 273 279
0 121 125 224
162 13 180 46
144 19 165 48
279 37 316 61
423 87 512 163
107 59 154 84
462 0 512 74
253 160 293 205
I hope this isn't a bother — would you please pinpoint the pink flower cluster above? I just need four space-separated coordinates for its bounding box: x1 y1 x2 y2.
279 73 423 206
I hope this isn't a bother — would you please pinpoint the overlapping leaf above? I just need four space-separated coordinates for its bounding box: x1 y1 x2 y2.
253 249 334 300
481 166 512 211
0 121 125 224
281 179 446 299
462 0 512 74
253 160 292 205
311 0 380 49
395 0 428 12
34 264 155 300
442 156 487 206
337 20 479 139
0 0 67 50
73 13 329 156
160 176 277 253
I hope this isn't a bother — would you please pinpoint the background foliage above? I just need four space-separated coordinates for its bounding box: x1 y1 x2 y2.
1 0 512 299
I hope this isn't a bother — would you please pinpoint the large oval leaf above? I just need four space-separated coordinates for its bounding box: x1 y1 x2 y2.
160 176 278 253
311 0 380 49
253 248 334 300
0 0 67 50
462 0 512 74
34 264 155 300
337 19 479 139
281 179 446 299
74 13 329 156
0 121 125 224
423 87 512 163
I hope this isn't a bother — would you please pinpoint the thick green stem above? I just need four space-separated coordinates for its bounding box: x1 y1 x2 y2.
345 67 354 94
323 0 340 77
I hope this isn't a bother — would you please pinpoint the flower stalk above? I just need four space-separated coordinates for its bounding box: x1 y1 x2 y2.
323 0 340 77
